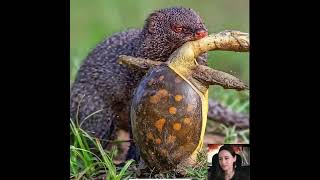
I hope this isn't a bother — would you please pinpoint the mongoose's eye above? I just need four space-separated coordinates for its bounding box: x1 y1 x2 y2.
182 27 191 33
172 26 183 33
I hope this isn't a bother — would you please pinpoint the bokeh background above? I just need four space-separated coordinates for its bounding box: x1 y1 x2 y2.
70 0 249 83
70 0 249 144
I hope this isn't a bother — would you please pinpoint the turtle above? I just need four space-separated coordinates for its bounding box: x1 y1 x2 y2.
118 30 249 172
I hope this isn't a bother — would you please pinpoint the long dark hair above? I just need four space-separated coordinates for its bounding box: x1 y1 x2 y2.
209 145 237 180
218 145 237 168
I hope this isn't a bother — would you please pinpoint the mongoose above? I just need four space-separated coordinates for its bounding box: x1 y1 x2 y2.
70 7 208 159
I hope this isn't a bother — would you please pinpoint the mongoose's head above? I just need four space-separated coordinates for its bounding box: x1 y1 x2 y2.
139 7 208 61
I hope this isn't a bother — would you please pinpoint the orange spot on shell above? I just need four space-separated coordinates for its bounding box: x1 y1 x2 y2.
149 89 168 103
155 138 161 144
173 123 181 131
167 135 176 143
169 107 177 114
155 118 166 132
175 95 183 102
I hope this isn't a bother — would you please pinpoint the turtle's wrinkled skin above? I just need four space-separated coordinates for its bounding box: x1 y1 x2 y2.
131 64 207 171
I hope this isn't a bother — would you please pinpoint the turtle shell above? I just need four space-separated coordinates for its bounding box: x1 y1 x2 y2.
131 65 203 170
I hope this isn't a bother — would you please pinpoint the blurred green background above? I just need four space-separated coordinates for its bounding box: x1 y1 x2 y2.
70 0 249 116
70 0 249 84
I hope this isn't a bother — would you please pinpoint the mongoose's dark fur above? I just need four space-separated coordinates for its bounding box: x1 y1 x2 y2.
70 7 208 159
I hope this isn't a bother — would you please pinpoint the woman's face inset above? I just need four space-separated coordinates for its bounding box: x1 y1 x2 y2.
218 150 236 172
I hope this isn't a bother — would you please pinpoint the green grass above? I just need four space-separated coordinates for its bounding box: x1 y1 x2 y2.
184 150 209 179
70 119 209 179
70 119 134 180
131 149 209 179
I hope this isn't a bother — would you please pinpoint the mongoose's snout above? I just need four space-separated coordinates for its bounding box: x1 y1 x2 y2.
194 29 208 40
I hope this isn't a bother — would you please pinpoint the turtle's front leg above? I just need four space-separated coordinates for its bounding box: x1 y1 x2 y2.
192 65 248 91
118 55 164 72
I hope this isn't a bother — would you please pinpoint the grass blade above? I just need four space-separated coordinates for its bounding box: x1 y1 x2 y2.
117 159 134 179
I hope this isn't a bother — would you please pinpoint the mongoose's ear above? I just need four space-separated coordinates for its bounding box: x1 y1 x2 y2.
146 12 164 34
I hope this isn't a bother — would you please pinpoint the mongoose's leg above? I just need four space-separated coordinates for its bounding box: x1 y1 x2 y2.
126 136 141 161
125 97 141 162
70 83 117 148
